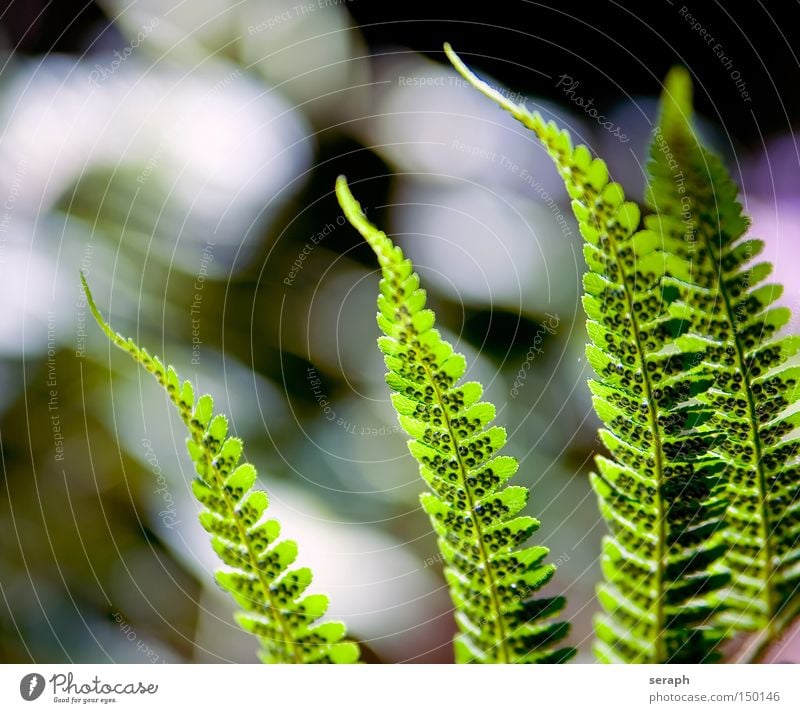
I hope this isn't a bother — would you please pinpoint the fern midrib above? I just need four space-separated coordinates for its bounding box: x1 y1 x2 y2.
82 277 313 663
420 356 512 663
191 424 305 664
440 48 669 660
590 199 669 664
497 109 671 658
700 227 778 628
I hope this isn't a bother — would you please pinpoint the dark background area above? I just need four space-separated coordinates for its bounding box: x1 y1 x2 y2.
4 0 799 143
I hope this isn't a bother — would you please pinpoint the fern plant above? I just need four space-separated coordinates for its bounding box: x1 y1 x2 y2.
81 274 359 664
445 45 734 663
335 177 574 663
647 68 800 651
78 53 800 665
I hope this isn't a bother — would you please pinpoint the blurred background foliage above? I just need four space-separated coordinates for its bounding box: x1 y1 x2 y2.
1 0 799 663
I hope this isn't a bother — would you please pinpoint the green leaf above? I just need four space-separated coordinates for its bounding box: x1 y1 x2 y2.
446 45 729 663
336 176 574 664
226 463 257 492
80 272 359 664
646 67 800 637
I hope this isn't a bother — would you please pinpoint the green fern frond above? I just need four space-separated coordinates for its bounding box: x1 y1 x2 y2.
446 44 729 663
81 274 359 664
647 68 800 637
335 177 574 664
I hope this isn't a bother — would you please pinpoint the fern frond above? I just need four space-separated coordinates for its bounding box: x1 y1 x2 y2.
81 274 359 664
647 68 800 637
446 44 729 663
335 177 574 664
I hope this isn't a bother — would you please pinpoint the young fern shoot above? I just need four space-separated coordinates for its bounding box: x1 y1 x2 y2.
445 45 729 663
336 177 574 664
648 69 800 651
81 274 359 664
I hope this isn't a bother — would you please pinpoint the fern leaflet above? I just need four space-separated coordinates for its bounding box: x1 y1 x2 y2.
81 274 359 664
336 177 574 663
446 44 730 663
647 68 800 641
